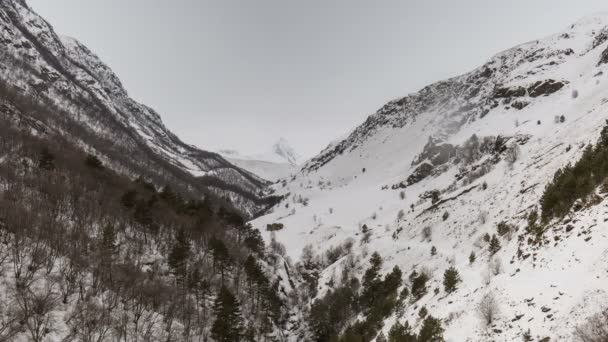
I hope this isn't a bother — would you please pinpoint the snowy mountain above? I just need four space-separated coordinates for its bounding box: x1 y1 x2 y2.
0 0 275 216
218 138 301 181
252 13 608 341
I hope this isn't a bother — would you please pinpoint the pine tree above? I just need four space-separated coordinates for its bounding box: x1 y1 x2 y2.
417 316 444 342
411 272 429 300
361 252 383 310
388 321 416 342
469 251 476 264
443 267 461 294
210 237 231 284
489 235 501 255
211 286 243 342
168 228 190 282
85 154 103 169
431 246 437 256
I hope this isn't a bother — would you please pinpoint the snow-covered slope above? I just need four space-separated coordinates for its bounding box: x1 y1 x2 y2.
218 138 301 181
253 14 608 341
0 0 273 216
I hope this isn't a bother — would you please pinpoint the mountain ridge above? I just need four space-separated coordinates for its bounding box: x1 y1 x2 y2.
253 13 608 341
0 0 275 216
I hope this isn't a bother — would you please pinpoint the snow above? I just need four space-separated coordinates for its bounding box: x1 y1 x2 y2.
252 15 608 341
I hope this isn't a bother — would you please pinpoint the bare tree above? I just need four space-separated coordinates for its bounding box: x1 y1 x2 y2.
477 291 500 326
575 308 608 342
14 284 58 342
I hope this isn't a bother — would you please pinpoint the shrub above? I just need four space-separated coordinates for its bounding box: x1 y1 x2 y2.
266 223 284 231
422 226 432 241
419 306 428 318
397 209 405 221
496 221 512 236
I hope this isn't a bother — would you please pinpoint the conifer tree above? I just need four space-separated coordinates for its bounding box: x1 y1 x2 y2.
168 228 190 282
443 266 461 293
411 272 429 300
85 154 103 169
469 251 476 264
417 315 444 342
388 321 416 342
211 286 243 342
210 237 231 284
376 331 387 342
489 235 501 255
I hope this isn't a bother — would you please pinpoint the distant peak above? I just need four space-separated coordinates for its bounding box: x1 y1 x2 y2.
273 138 299 166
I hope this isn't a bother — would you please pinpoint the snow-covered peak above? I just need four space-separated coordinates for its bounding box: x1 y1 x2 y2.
272 137 300 166
217 138 301 181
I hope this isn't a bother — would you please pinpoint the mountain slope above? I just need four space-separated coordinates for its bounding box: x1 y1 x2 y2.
218 138 301 182
0 0 274 216
253 14 608 341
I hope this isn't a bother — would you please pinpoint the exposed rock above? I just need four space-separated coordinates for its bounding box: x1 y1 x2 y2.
599 46 608 66
528 80 566 98
512 101 530 110
407 162 434 185
494 86 526 98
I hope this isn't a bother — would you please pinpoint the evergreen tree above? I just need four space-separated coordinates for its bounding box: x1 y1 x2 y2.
85 154 103 169
443 267 461 294
388 321 416 342
168 228 190 282
360 252 383 310
210 237 231 284
469 251 476 264
38 147 55 170
417 316 444 342
489 235 501 255
376 331 387 342
430 246 437 256
411 272 429 300
211 286 243 342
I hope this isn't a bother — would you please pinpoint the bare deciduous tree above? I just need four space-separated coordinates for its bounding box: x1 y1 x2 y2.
575 308 608 342
477 291 500 326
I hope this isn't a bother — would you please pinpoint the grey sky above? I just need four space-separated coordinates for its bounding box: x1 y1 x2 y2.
28 0 606 159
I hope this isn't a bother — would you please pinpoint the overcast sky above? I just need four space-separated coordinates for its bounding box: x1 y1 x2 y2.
28 1 606 159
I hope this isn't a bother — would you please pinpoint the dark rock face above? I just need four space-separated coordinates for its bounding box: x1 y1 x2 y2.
407 162 434 185
528 80 566 98
599 46 608 66
412 139 457 167
494 86 526 98
512 101 530 110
